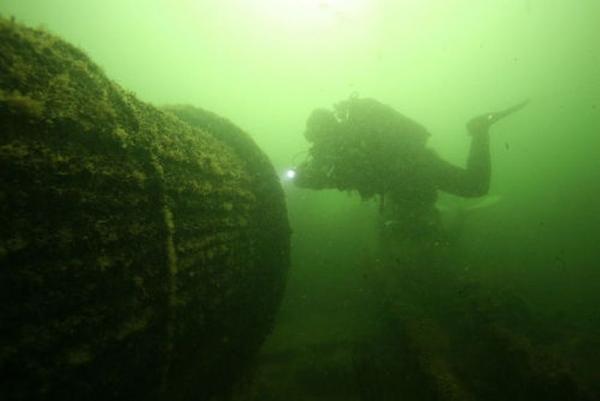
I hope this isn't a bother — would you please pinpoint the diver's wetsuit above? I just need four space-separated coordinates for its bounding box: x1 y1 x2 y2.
294 95 493 245
294 129 491 242
296 130 490 204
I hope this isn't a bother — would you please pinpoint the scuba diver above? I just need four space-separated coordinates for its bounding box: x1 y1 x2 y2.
293 97 528 247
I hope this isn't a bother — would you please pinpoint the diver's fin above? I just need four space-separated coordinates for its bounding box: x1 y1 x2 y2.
491 99 529 123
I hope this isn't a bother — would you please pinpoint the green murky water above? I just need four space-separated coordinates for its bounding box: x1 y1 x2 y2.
1 1 599 400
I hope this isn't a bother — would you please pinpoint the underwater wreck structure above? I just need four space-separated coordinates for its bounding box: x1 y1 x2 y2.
0 18 290 401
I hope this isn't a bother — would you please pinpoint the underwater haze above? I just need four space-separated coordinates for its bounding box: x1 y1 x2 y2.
2 0 600 400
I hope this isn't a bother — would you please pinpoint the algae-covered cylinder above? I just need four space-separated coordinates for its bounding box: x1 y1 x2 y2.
0 18 290 401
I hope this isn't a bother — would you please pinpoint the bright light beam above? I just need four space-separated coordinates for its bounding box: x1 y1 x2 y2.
284 169 297 180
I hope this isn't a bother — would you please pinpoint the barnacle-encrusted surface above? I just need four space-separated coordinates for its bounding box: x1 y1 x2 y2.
0 17 290 401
